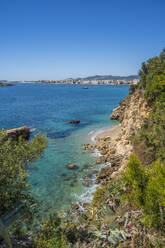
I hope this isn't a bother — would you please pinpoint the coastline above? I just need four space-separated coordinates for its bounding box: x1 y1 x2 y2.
74 124 121 205
81 90 151 189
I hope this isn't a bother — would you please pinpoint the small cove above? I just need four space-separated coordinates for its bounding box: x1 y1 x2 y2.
0 83 129 217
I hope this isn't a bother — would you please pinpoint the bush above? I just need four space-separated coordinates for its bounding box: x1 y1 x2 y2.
122 155 148 207
122 155 165 228
0 131 47 223
34 213 70 248
138 48 165 104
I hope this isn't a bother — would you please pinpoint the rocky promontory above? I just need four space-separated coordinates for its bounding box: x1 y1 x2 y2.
0 82 13 87
5 126 30 141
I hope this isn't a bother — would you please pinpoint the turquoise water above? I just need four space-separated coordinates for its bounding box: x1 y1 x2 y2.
0 84 129 215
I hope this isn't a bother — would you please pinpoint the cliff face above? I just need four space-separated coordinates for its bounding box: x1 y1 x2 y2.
111 90 150 138
96 90 151 179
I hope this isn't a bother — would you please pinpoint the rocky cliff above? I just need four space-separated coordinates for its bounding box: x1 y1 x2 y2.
95 90 151 180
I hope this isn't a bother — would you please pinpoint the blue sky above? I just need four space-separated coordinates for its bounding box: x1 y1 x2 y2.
0 0 165 80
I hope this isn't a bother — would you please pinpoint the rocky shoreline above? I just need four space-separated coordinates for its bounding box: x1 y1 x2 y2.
82 90 151 186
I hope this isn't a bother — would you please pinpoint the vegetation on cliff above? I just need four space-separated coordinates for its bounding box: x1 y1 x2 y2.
132 49 165 165
0 131 47 236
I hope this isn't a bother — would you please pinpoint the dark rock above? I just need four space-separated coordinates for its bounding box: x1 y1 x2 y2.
61 173 67 178
66 120 80 124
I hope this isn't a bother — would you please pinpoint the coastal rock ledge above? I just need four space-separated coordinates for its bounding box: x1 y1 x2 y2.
5 126 30 141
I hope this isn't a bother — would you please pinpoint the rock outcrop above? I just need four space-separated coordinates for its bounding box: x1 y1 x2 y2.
5 126 30 141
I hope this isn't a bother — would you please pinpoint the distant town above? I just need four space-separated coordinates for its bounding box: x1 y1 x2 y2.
0 76 139 86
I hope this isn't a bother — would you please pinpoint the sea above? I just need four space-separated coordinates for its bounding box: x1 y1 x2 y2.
0 83 129 217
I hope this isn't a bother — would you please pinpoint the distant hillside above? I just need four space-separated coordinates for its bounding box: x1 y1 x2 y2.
75 75 139 81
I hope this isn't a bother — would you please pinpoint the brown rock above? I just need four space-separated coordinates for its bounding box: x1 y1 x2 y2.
66 164 78 169
82 144 87 150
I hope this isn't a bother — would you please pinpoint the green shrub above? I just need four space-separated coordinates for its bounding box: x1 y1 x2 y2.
122 155 165 228
0 130 47 225
34 214 70 248
122 155 148 207
138 48 165 104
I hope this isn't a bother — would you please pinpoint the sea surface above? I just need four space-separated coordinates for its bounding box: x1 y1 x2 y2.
0 83 129 216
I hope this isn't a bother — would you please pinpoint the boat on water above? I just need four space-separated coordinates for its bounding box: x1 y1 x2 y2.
82 86 88 89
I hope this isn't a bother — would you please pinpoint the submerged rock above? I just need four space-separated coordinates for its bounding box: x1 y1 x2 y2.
66 164 78 169
82 164 90 169
61 173 67 178
66 120 80 124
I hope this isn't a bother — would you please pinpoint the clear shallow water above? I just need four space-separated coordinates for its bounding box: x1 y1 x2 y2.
0 84 129 216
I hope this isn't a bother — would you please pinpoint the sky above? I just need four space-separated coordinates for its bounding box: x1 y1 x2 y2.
0 0 165 80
